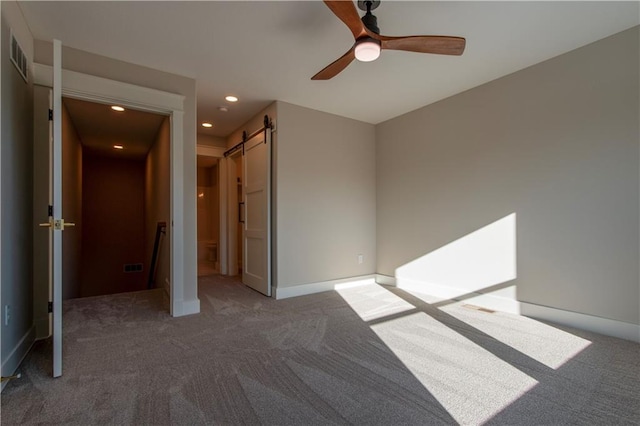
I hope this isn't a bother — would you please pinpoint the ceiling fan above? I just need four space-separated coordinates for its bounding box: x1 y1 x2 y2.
312 0 465 80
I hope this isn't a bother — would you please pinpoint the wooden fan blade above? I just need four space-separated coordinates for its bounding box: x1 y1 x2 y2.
323 1 367 40
311 47 356 80
378 35 466 56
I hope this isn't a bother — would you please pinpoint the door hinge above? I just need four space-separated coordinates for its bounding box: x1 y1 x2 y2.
47 302 53 313
48 205 53 217
48 109 53 121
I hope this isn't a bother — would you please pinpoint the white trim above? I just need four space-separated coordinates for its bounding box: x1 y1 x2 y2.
265 129 272 297
170 111 184 316
32 62 198 318
218 158 228 275
392 277 520 314
180 299 201 316
376 274 639 342
33 64 184 112
375 274 397 286
1 326 35 393
196 144 225 158
274 275 376 300
521 302 640 343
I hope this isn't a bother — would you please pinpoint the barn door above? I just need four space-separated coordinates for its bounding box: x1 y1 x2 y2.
242 130 271 296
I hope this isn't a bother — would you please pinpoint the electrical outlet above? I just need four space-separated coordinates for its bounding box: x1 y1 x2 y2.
4 305 10 326
358 254 364 264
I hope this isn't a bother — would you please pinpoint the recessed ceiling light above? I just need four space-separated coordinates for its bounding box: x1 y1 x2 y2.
218 106 228 112
113 145 124 150
225 96 238 103
201 122 213 128
111 106 125 112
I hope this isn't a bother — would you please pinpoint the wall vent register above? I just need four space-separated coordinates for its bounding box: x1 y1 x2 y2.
123 263 144 273
10 31 28 82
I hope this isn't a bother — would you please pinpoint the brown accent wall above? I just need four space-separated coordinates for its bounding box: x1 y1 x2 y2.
80 152 146 297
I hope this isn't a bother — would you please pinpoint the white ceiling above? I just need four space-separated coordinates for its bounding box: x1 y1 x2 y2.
19 1 640 138
63 97 166 159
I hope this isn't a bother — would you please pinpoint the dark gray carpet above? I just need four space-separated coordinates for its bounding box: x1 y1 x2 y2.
1 275 639 425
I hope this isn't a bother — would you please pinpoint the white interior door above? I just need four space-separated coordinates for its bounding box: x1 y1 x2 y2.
242 131 271 296
51 39 64 377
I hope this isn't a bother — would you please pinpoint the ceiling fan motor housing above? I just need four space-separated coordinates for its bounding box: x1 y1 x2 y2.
361 11 380 34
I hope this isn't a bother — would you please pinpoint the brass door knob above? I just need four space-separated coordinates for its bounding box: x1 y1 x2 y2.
38 219 75 230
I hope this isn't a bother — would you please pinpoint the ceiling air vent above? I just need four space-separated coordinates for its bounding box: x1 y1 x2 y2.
10 31 28 83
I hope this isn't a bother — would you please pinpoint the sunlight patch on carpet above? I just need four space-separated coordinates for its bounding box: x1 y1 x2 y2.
336 283 415 322
370 311 538 425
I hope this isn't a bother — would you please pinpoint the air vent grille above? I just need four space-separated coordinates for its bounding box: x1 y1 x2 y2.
462 304 496 314
123 263 144 273
10 31 28 83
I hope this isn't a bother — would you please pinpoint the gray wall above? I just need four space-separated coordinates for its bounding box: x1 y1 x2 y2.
376 27 639 325
197 134 226 148
1 2 35 380
32 85 50 339
276 102 376 288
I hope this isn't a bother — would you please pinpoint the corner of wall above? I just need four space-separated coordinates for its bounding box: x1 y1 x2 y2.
0 326 35 393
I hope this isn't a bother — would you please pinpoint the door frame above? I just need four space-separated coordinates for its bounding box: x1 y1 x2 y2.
227 150 243 276
33 63 191 317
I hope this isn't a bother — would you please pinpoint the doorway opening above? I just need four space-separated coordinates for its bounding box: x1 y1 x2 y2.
195 116 273 297
227 150 244 277
197 155 220 277
58 96 171 300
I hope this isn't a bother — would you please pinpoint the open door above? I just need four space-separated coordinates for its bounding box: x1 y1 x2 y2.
38 40 69 377
242 130 271 296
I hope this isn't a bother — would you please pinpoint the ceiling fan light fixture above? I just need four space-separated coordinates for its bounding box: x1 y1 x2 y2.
354 38 381 62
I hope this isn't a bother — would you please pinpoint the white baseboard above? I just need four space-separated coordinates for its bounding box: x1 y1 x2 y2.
1 326 35 393
170 298 201 317
180 298 201 316
375 274 639 342
274 275 377 300
375 274 397 286
166 278 200 317
521 302 640 343
381 276 521 314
